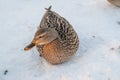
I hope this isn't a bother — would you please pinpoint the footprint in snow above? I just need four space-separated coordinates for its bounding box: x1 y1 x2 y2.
117 21 120 25
3 70 8 75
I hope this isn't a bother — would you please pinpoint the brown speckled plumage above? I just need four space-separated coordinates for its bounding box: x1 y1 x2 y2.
24 6 79 64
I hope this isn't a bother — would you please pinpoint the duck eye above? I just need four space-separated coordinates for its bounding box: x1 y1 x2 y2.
35 32 46 39
39 36 43 38
36 35 44 39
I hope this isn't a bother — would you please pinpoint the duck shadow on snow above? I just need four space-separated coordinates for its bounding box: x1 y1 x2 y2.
66 35 105 65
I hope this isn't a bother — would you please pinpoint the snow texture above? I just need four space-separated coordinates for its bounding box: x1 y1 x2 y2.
0 0 120 80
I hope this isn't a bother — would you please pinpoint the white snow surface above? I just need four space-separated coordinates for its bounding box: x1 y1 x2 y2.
0 0 120 80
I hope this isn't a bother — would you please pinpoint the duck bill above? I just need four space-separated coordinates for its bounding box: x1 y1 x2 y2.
24 42 35 51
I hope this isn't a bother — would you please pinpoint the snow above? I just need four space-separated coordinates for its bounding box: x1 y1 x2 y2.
0 0 120 80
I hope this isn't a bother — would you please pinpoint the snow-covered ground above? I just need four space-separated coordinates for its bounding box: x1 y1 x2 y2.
0 0 120 80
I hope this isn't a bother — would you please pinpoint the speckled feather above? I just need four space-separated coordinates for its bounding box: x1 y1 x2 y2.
37 6 79 64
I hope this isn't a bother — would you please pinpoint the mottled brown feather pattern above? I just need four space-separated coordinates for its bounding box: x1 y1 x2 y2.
36 7 79 64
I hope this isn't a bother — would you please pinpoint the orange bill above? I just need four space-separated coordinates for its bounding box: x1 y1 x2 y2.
24 43 35 51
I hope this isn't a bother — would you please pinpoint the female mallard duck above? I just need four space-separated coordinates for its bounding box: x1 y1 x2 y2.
24 6 79 65
108 0 120 7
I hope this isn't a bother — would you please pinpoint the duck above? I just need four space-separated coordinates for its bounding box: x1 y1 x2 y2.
24 6 79 65
108 0 120 7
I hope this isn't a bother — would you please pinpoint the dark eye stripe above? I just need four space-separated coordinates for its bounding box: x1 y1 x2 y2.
36 35 43 39
39 36 43 38
36 32 46 39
